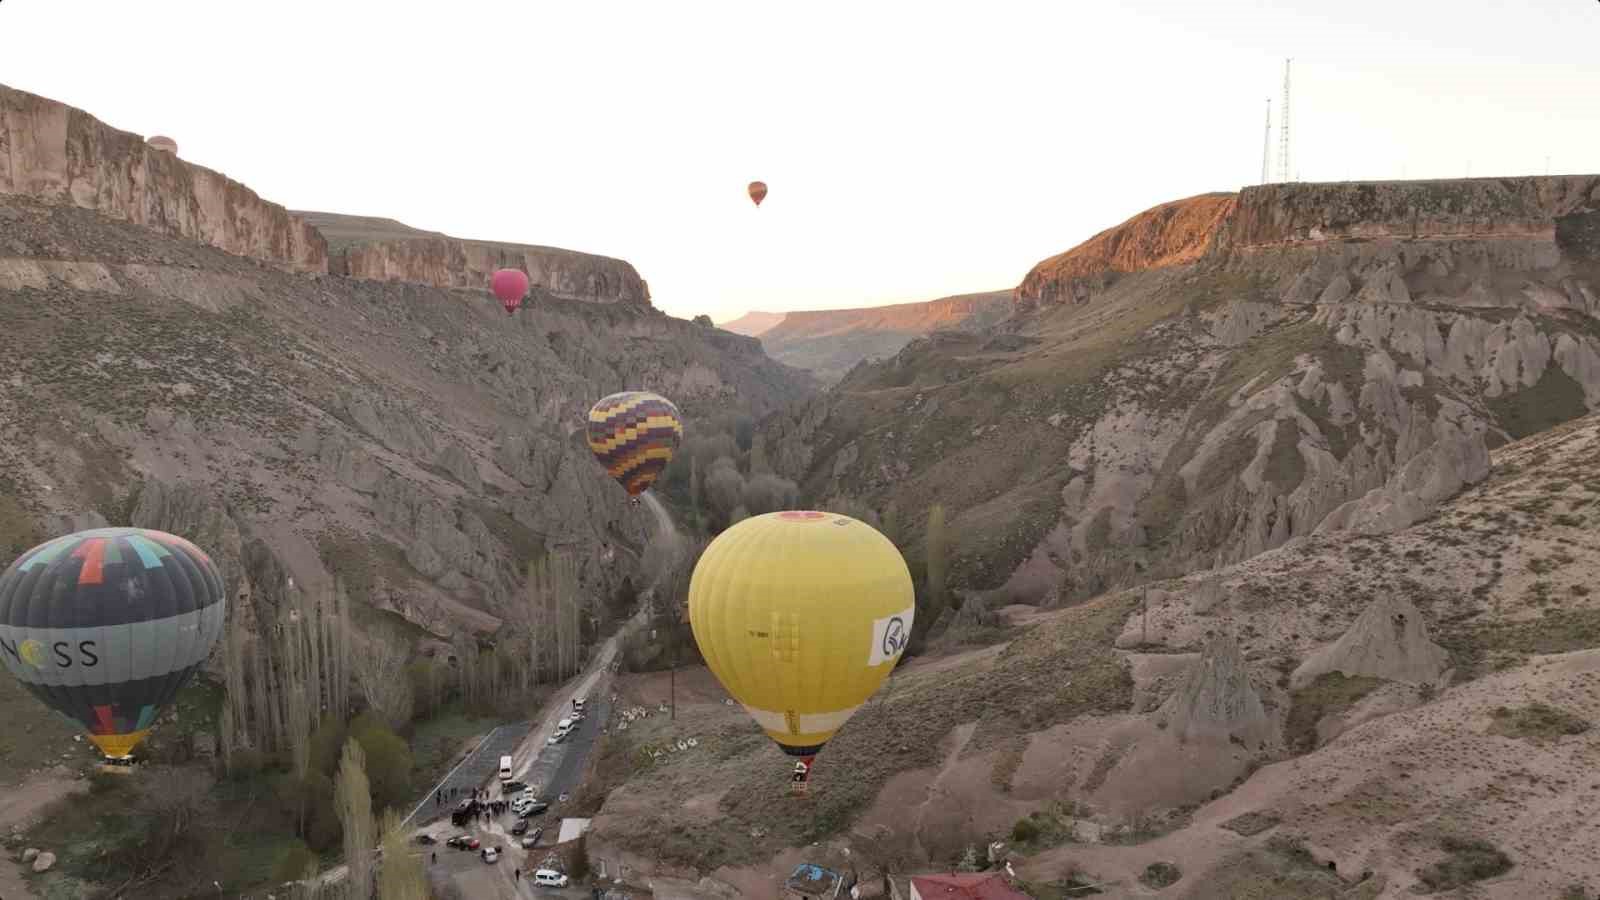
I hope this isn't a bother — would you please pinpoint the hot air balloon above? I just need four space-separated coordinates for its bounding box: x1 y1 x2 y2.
0 527 226 764
586 391 683 505
491 268 530 315
146 136 178 156
748 181 768 207
688 511 914 793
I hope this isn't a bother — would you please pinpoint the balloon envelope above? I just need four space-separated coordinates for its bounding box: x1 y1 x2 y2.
586 391 683 497
748 181 767 207
0 528 227 759
688 511 914 768
491 268 529 314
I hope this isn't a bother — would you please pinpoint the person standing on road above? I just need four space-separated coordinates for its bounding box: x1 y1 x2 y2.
431 851 436 865
515 868 520 882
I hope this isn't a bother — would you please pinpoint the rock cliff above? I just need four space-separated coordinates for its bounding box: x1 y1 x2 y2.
763 174 1600 609
0 83 327 272
1014 193 1236 308
301 210 650 305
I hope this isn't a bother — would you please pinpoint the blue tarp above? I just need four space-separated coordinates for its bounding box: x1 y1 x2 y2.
786 863 842 895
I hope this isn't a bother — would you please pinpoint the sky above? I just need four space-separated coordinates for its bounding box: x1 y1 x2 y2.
2 0 1597 322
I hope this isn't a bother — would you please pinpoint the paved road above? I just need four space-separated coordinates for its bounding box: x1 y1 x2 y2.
407 720 535 828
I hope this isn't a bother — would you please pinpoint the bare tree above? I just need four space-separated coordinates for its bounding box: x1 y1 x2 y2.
522 557 553 687
351 632 415 730
335 738 375 900
324 578 353 724
219 596 251 772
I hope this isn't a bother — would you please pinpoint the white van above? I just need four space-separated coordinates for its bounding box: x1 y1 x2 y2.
533 869 570 888
498 755 513 781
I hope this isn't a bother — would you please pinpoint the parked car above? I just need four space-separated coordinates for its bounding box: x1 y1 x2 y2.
510 819 528 836
482 846 500 864
414 833 437 845
501 780 527 795
533 869 570 888
520 827 544 849
514 799 550 818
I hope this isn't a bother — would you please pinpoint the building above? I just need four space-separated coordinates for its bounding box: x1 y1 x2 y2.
908 872 1031 900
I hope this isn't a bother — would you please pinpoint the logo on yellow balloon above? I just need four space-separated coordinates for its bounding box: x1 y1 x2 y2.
17 640 46 667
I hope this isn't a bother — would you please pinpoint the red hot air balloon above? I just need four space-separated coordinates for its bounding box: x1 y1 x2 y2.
748 181 768 207
491 269 530 315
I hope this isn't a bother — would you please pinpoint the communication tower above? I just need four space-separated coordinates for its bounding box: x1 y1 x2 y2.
1278 59 1292 183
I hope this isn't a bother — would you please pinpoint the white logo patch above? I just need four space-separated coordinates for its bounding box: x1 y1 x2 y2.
867 605 915 667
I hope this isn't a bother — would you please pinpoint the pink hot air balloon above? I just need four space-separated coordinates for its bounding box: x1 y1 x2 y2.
491 268 529 315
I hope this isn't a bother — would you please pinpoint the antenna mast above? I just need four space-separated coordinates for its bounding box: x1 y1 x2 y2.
1260 98 1273 183
1278 58 1292 183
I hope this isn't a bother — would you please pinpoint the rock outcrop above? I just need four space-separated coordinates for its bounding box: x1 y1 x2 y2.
1290 594 1450 689
1159 633 1273 747
0 83 327 272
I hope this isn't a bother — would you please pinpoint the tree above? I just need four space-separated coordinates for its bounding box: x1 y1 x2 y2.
334 738 375 900
377 809 430 900
926 504 949 613
741 473 798 516
351 631 415 730
350 713 414 813
271 841 318 885
749 434 770 475
705 458 746 530
276 769 341 851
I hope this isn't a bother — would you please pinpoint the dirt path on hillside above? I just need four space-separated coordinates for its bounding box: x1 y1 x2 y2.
0 766 86 900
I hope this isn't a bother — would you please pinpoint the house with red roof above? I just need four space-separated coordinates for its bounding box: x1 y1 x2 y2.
908 872 1031 900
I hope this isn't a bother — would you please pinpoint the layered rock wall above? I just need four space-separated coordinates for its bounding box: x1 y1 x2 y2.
0 84 327 272
1217 176 1600 250
1016 177 1600 309
332 237 650 305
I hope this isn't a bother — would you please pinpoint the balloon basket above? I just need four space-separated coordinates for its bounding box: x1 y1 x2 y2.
98 758 139 775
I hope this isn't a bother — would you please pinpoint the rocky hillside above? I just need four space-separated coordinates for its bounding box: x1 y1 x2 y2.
0 84 813 646
590 412 1600 899
761 175 1600 616
750 290 1011 383
718 310 786 337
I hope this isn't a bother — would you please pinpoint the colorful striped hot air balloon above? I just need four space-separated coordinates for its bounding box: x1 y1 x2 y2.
748 181 768 207
0 528 227 761
688 511 914 793
586 391 683 504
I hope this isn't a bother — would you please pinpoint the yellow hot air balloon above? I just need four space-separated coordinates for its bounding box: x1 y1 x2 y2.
688 511 914 792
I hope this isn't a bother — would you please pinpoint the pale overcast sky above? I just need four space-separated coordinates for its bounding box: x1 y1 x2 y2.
2 1 1596 321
